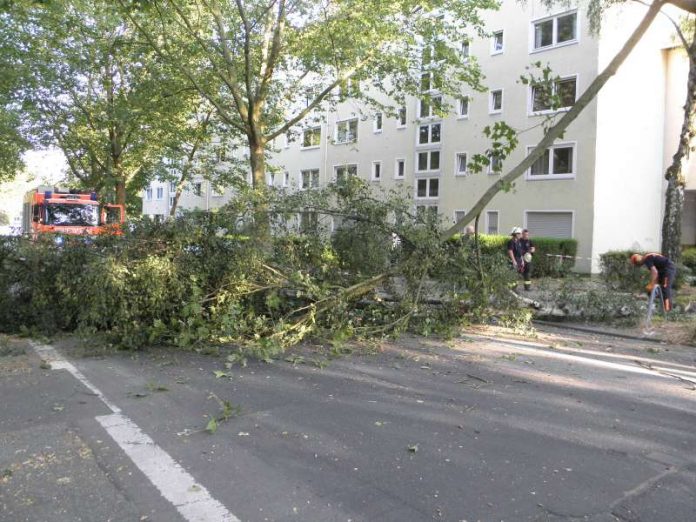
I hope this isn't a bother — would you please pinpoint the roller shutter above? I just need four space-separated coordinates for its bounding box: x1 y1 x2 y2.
525 211 573 238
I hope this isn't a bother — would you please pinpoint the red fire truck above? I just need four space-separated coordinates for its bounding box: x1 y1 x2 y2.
22 186 125 237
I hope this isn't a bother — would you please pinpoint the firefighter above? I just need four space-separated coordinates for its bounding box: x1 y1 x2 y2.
630 253 677 312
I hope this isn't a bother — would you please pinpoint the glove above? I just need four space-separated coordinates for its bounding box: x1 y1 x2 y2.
645 283 655 294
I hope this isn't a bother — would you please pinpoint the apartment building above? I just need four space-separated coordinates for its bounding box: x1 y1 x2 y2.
142 1 693 272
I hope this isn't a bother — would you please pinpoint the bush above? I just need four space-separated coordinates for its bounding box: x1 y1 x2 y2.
682 247 696 272
600 250 644 291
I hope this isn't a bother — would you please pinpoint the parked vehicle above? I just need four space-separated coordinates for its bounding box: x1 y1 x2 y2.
22 186 124 237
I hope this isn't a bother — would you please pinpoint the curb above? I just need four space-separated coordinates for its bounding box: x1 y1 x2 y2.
533 320 670 345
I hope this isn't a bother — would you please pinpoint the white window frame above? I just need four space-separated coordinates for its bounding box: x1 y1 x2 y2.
491 30 504 55
419 95 442 119
193 182 203 197
524 209 575 238
397 107 407 128
156 187 164 200
525 142 577 180
267 172 276 187
415 177 440 199
334 118 358 144
457 96 470 119
417 122 442 146
487 153 503 175
454 152 469 176
334 163 358 184
528 75 578 115
453 209 467 224
461 39 470 62
486 210 499 235
145 188 152 201
416 150 441 173
301 126 321 149
300 168 320 190
169 182 177 192
371 161 382 181
374 113 383 133
283 171 290 187
530 10 579 53
394 158 406 180
169 195 175 208
489 89 503 114
416 204 439 220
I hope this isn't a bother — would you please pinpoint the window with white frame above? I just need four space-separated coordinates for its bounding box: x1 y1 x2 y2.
193 182 203 196
335 118 358 144
145 188 152 200
267 172 276 186
335 164 357 184
169 182 177 192
416 177 439 199
371 161 382 181
302 126 321 148
488 153 502 174
532 11 578 51
374 113 383 133
416 205 439 220
169 195 175 207
527 144 575 179
461 39 470 61
491 30 504 54
283 171 290 187
301 169 320 189
531 76 577 113
156 187 164 200
420 71 443 93
419 96 442 118
486 210 499 234
454 210 467 223
418 123 441 145
457 96 469 118
417 150 441 172
398 107 407 127
455 153 468 176
489 89 503 113
395 158 405 179
299 211 318 232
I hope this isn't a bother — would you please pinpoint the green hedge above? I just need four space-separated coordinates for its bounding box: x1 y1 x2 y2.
449 234 578 277
599 250 644 291
682 247 696 272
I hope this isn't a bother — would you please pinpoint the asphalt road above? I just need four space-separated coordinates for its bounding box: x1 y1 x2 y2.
1 326 695 522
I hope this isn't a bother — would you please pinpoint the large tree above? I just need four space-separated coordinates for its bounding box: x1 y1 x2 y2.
2 0 197 211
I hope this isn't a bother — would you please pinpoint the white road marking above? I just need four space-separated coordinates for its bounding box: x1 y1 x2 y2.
31 342 240 522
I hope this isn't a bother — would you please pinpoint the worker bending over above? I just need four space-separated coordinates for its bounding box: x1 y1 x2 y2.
630 253 677 311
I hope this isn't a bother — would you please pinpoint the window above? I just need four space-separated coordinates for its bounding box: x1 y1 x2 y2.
398 107 407 127
490 89 503 113
416 205 439 220
267 172 276 186
374 113 383 133
457 96 469 118
461 40 470 61
301 169 320 189
283 171 290 187
455 153 468 176
335 164 357 184
486 211 499 234
526 211 573 238
169 195 175 207
419 96 442 118
338 78 360 99
216 146 227 163
454 210 467 223
299 211 318 233
372 161 382 181
302 126 321 148
169 182 177 192
533 11 578 51
531 76 577 113
417 150 441 172
418 123 441 145
335 118 358 144
395 158 406 179
145 188 152 201
528 144 575 179
416 178 440 198
488 153 503 175
420 71 443 93
193 182 202 196
491 30 504 54
156 187 164 200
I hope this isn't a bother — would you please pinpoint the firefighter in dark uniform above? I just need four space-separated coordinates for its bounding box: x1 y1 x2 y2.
630 253 677 311
519 228 535 291
507 227 524 280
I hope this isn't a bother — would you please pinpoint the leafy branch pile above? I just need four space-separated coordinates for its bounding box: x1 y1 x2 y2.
0 181 526 357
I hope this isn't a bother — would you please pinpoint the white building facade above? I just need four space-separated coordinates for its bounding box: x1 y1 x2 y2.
142 1 694 273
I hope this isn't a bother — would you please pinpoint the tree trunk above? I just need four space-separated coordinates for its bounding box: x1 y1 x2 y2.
115 178 127 214
661 30 696 262
249 138 270 238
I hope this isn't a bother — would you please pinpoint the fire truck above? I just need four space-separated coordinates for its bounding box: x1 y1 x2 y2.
22 186 125 237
